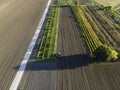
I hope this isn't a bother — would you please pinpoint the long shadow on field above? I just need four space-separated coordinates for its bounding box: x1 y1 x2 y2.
15 54 90 71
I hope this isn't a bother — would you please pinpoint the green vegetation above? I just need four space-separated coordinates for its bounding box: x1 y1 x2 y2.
71 4 119 61
73 0 79 6
93 4 120 29
92 0 120 7
93 44 118 61
37 7 59 61
91 0 120 25
71 5 102 56
58 0 71 5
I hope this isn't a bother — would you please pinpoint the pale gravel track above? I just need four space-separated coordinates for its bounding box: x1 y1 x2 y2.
0 0 48 89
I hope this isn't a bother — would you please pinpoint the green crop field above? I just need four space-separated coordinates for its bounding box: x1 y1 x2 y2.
71 5 102 56
37 6 59 61
92 0 120 17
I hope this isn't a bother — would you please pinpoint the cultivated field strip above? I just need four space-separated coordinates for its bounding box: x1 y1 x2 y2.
72 5 102 55
37 6 59 61
85 6 120 51
56 6 90 90
0 0 48 89
1 0 119 89
56 6 120 90
81 6 111 45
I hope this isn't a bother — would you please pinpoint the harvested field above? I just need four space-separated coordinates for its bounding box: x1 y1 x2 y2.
0 0 48 89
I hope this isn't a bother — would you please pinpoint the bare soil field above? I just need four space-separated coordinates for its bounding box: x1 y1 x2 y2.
18 60 57 90
0 0 48 89
56 6 120 90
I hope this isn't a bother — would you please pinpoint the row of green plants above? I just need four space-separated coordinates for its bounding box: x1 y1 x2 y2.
92 4 120 31
87 6 120 50
58 0 71 5
71 5 102 56
84 6 117 47
37 6 59 61
71 4 118 61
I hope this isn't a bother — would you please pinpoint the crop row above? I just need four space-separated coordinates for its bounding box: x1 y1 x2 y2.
71 5 102 56
82 6 120 52
82 6 114 46
37 6 59 61
86 6 120 52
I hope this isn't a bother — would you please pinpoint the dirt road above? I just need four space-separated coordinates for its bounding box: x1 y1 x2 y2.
0 0 48 89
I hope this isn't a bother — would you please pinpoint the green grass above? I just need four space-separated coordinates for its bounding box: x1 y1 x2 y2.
71 5 102 56
113 11 120 19
37 6 60 61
